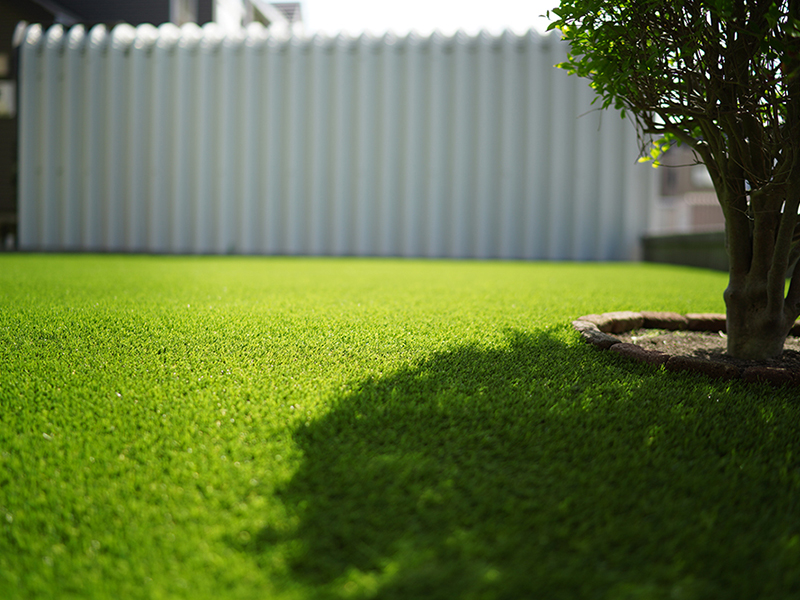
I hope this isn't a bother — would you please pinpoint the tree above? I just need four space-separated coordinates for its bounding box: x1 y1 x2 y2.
549 0 800 360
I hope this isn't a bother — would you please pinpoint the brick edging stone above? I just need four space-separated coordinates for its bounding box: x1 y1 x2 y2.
572 311 800 387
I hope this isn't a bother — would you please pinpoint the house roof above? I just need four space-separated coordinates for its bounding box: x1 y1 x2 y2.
271 2 302 24
251 0 291 28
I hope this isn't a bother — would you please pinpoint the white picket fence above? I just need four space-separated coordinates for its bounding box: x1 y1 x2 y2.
18 22 654 258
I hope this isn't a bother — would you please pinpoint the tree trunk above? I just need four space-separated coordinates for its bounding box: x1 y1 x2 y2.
714 172 800 361
724 282 795 359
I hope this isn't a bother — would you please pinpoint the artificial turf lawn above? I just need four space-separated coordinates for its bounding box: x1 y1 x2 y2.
1 255 799 599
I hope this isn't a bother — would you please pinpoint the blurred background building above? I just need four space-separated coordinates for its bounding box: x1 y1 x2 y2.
650 145 723 235
642 146 727 272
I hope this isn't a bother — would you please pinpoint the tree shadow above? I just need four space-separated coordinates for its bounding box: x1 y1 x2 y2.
243 330 800 599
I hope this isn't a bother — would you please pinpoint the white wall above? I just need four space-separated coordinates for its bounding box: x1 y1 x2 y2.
17 22 654 258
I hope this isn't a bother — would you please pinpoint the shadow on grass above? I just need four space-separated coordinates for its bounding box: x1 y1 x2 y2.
246 330 800 599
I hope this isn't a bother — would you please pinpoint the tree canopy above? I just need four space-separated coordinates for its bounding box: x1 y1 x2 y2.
550 0 800 165
549 0 800 359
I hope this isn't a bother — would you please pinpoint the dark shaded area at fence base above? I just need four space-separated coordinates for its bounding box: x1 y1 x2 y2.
642 231 728 272
0 213 15 251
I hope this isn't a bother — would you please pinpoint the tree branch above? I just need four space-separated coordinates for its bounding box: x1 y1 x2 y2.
785 254 800 317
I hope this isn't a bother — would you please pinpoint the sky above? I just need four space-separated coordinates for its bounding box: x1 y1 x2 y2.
299 0 560 38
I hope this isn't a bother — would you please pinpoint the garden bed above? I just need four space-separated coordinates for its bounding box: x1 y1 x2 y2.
573 311 800 386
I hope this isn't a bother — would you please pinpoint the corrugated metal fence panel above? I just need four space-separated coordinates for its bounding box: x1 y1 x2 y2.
18 23 654 259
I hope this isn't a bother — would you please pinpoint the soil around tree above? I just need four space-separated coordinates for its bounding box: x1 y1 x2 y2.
614 329 800 370
572 311 800 387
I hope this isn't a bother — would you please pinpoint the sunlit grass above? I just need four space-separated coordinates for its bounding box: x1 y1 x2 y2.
1 255 797 599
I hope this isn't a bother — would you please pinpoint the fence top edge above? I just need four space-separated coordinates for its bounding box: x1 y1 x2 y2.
19 22 564 53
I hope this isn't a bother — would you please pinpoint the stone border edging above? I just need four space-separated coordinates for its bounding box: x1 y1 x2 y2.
572 311 800 387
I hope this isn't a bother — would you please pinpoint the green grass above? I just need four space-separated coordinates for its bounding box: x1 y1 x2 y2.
1 255 799 600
